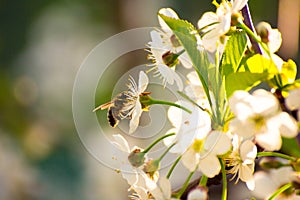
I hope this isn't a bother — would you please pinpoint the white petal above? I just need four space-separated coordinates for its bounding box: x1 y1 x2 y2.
198 155 221 178
286 88 300 110
158 8 179 34
121 164 138 186
163 128 178 147
204 131 231 155
246 178 255 191
229 90 253 120
138 71 149 94
255 128 282 151
182 148 199 172
240 140 257 162
159 177 171 199
179 52 193 68
229 118 255 139
111 134 130 153
231 0 248 12
197 12 218 31
268 29 282 53
129 100 142 134
252 171 278 199
251 89 279 116
239 164 254 183
276 112 298 138
186 71 201 86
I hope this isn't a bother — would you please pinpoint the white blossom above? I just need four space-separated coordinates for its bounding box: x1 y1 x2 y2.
181 131 231 178
226 135 257 190
286 88 300 121
252 167 300 200
197 0 248 52
229 89 298 151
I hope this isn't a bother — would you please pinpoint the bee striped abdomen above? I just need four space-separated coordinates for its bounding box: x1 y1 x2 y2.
108 108 118 127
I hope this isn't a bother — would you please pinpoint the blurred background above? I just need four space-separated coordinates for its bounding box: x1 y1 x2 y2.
0 0 298 199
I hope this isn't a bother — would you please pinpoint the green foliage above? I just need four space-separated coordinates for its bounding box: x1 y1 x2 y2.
225 72 268 97
221 31 248 76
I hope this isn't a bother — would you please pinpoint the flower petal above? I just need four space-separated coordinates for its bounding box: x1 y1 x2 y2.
240 140 257 162
158 8 179 34
286 88 300 110
198 155 220 178
276 112 298 138
204 131 231 155
138 71 149 94
255 128 282 151
129 100 142 134
121 164 138 186
182 148 199 172
111 134 130 153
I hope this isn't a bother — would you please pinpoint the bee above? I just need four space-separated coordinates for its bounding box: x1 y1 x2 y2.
93 91 137 127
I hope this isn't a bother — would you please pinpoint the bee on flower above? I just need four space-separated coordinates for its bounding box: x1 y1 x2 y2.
93 71 149 134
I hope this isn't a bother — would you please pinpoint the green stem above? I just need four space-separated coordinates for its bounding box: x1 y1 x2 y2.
199 175 208 187
166 155 182 179
219 158 227 200
268 182 292 200
149 99 192 114
237 22 271 57
257 152 296 161
176 170 195 199
158 143 176 162
142 133 175 154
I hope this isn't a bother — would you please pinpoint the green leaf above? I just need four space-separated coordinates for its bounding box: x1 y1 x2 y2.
159 14 212 106
244 54 278 74
225 72 268 97
221 31 248 76
281 137 300 157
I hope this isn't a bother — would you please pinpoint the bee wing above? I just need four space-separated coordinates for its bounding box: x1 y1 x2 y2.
93 101 113 112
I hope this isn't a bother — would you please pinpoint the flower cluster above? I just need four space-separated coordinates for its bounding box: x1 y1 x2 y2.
95 1 300 199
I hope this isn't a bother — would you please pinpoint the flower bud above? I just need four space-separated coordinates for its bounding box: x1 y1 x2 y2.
128 148 146 167
187 186 208 200
256 21 272 43
162 51 179 67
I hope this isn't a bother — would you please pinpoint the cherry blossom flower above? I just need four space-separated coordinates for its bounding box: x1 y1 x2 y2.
226 135 257 190
197 0 248 52
147 30 184 91
111 134 149 199
181 130 231 178
229 89 298 151
157 8 195 69
252 167 300 200
163 101 212 155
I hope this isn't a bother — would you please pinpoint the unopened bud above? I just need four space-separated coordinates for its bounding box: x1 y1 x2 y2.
256 22 272 43
162 51 179 67
128 148 146 167
187 186 208 200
